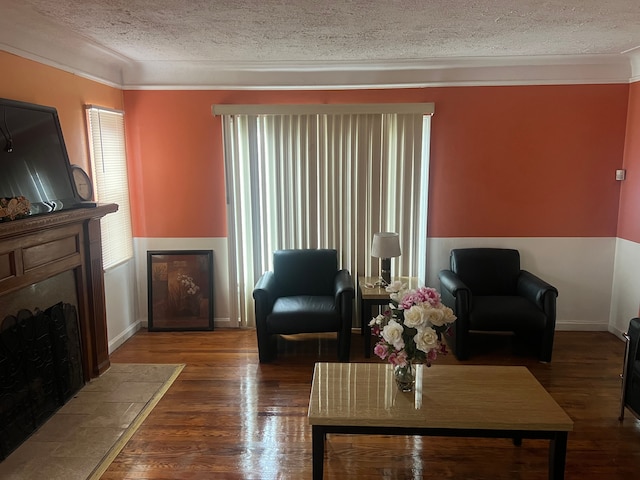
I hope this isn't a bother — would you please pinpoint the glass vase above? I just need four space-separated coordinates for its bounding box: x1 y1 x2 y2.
394 362 416 392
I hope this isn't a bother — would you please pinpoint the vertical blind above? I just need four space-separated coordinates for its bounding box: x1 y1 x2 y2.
222 111 430 327
85 106 134 270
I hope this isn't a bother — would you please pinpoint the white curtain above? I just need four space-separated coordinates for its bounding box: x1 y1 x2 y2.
221 110 431 327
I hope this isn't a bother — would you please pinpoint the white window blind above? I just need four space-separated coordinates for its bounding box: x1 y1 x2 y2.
85 106 133 270
221 111 430 327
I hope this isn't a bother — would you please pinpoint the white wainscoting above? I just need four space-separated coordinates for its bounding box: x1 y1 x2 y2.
426 237 618 331
133 237 232 329
106 236 638 350
104 258 139 353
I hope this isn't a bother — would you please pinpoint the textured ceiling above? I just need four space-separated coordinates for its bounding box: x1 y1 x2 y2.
2 0 640 88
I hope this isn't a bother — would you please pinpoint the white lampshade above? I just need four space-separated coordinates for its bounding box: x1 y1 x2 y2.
371 232 401 258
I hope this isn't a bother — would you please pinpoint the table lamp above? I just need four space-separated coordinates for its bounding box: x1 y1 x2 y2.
371 232 401 285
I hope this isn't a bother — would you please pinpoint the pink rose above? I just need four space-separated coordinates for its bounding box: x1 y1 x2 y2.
427 348 438 362
400 292 420 309
388 350 408 367
417 287 441 306
373 342 389 359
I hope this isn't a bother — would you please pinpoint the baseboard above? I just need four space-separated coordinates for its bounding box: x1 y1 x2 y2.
108 320 141 353
555 320 610 331
608 324 627 340
213 317 234 328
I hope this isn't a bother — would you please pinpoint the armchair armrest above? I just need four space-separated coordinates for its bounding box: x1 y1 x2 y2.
253 271 277 325
334 269 354 298
334 269 355 314
517 270 558 311
334 269 355 362
439 270 469 297
438 269 471 360
438 269 471 320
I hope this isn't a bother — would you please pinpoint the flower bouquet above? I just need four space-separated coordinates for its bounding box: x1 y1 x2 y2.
369 281 456 391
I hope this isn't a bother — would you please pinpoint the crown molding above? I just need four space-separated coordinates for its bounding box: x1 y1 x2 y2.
628 51 640 83
120 55 632 90
0 17 635 90
0 9 131 87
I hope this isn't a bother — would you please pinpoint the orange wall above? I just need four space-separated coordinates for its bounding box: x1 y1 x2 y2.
124 84 629 239
0 51 123 173
0 50 630 242
618 81 640 243
123 89 440 238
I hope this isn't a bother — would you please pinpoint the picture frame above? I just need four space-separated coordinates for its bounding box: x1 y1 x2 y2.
147 250 214 331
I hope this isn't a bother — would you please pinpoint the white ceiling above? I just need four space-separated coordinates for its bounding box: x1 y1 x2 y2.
1 0 640 89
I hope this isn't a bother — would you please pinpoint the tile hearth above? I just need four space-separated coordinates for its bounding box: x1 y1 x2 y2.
0 363 181 480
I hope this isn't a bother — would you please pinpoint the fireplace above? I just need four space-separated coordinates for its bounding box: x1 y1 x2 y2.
0 302 84 460
0 204 116 377
0 204 117 458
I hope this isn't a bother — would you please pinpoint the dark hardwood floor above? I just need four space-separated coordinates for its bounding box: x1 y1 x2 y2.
104 328 640 479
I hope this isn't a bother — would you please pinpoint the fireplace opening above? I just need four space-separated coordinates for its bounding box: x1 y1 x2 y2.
0 302 84 461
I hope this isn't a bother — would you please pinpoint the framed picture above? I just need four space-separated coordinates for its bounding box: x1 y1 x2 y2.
147 250 214 331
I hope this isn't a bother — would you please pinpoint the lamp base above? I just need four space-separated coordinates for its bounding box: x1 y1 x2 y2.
380 258 391 286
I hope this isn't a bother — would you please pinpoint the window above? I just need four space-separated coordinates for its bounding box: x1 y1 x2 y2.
85 106 133 270
218 104 433 327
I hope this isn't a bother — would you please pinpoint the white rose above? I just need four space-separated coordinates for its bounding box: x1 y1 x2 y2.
425 307 446 327
389 292 402 302
369 313 385 327
385 281 406 294
442 305 456 324
403 305 427 329
414 327 439 353
382 319 405 350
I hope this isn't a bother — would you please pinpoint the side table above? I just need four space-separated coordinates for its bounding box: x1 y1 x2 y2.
358 276 419 357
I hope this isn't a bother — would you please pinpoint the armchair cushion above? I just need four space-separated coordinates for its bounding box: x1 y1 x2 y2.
470 296 547 331
268 296 341 334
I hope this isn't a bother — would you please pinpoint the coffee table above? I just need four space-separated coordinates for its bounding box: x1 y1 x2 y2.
308 363 573 479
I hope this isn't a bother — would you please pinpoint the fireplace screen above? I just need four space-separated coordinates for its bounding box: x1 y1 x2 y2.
147 250 214 331
0 302 84 460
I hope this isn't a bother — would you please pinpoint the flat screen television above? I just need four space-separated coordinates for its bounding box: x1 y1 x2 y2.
0 97 85 217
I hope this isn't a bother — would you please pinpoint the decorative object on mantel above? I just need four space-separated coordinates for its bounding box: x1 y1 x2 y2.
369 281 456 392
0 196 30 221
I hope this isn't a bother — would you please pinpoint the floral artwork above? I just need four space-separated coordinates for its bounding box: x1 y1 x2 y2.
369 281 456 367
147 251 214 331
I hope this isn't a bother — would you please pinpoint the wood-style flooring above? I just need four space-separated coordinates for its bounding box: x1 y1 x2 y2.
104 328 640 479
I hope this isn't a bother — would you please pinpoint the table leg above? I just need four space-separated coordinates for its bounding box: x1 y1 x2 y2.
312 426 325 480
362 301 371 358
548 431 568 480
358 283 364 336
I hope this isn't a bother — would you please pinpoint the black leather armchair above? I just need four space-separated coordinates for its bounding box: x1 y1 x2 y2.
253 249 354 363
438 248 558 362
620 317 640 420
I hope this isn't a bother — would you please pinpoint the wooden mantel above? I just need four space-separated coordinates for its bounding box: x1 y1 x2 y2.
0 203 118 381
